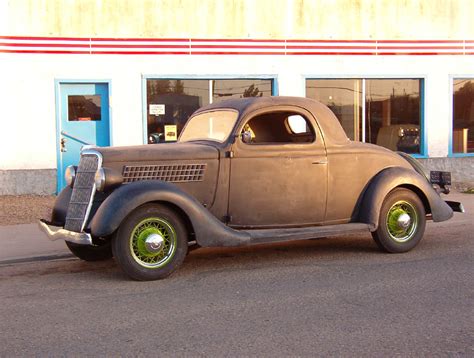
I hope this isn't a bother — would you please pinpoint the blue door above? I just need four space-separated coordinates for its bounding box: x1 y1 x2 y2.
57 83 110 191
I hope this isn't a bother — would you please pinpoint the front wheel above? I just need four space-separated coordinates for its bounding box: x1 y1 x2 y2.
371 188 426 253
112 204 188 281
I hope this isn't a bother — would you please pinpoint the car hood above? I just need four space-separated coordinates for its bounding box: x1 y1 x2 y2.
96 142 219 164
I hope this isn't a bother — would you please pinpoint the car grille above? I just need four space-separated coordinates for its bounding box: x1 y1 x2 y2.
64 153 100 232
122 164 206 183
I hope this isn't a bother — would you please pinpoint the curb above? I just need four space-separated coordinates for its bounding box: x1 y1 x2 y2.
0 253 74 266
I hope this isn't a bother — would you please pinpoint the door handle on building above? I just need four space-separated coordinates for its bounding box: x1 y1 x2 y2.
60 138 67 152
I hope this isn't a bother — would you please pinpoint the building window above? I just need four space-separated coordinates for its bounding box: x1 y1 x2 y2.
68 95 102 121
453 79 474 154
306 79 362 141
146 79 274 143
306 78 423 154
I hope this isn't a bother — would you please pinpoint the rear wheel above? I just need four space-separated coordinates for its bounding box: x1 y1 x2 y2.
66 240 113 261
371 188 426 253
112 204 188 281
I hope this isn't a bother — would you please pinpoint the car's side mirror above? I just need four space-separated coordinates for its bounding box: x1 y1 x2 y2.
241 131 252 144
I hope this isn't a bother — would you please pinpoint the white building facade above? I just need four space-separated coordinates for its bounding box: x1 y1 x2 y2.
1 0 473 194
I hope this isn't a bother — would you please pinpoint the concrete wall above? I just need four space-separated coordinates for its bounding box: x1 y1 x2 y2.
2 0 474 39
419 157 474 191
0 169 56 195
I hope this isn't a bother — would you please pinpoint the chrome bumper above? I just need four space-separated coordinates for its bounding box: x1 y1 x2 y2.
38 220 93 245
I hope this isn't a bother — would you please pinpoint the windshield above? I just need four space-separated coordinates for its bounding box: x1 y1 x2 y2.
179 110 238 143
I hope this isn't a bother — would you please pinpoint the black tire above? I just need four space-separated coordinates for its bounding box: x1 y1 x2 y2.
371 188 426 253
66 240 113 261
112 204 188 281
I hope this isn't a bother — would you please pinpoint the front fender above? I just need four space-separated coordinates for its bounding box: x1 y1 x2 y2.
90 181 250 247
358 166 453 230
51 186 73 225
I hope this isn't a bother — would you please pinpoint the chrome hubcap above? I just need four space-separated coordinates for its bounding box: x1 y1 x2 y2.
144 233 165 253
386 200 418 243
397 213 411 229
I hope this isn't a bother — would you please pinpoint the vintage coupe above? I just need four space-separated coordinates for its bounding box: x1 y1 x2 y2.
40 97 463 280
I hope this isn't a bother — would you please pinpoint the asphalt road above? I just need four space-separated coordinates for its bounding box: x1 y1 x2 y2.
0 202 473 356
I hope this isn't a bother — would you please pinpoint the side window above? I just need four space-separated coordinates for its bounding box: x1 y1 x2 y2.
242 111 315 144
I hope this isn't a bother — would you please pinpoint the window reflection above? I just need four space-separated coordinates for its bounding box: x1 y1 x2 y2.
366 79 421 153
146 79 274 144
68 95 101 121
453 79 474 153
306 79 422 154
306 79 362 141
213 80 272 103
146 80 209 143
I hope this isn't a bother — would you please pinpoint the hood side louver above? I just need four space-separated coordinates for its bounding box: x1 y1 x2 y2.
122 164 206 183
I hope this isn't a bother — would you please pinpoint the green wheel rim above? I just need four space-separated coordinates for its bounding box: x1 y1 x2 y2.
129 217 177 268
386 200 418 243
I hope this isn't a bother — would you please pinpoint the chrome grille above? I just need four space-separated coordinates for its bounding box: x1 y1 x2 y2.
122 164 206 183
65 153 100 232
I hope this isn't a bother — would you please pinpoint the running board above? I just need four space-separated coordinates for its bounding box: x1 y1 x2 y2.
242 223 371 245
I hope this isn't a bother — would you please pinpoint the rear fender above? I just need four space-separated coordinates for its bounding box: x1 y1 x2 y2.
358 166 453 230
90 181 250 247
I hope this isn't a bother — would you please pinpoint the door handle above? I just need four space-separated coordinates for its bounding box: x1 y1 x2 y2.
60 138 67 152
312 159 328 165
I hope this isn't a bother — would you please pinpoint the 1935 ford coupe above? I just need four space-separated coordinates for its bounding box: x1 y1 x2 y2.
39 97 463 280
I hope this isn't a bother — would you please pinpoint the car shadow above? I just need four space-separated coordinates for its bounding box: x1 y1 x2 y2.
1 234 380 281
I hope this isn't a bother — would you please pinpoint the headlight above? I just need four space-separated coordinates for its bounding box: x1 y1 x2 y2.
94 168 106 192
65 165 77 187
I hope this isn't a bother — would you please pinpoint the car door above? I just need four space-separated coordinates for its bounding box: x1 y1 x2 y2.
227 107 327 228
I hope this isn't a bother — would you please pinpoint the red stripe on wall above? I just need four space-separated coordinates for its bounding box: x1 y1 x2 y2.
0 42 90 48
285 45 376 50
191 38 285 43
0 36 472 56
286 51 377 55
92 37 189 42
90 51 190 55
377 52 464 55
191 44 286 49
286 39 377 43
377 39 463 44
0 49 91 54
0 35 90 41
91 44 190 49
191 51 285 55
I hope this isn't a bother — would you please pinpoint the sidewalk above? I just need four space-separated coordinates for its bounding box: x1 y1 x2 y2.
0 223 71 264
0 192 471 265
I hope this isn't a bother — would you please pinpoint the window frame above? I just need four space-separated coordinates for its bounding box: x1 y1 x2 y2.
240 111 316 146
142 75 278 144
304 75 427 158
449 75 474 157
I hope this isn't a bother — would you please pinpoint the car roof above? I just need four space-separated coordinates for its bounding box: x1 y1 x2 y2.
193 96 349 145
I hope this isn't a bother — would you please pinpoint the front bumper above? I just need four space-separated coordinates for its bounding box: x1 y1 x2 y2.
38 219 93 245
